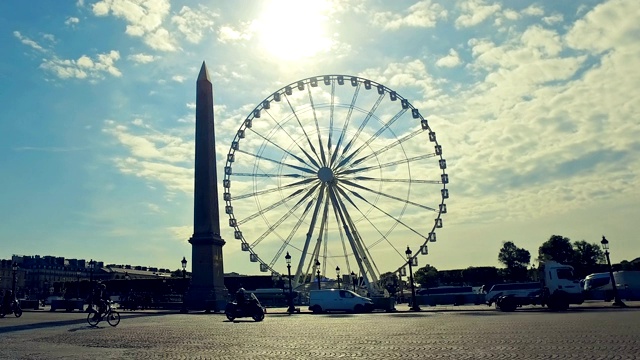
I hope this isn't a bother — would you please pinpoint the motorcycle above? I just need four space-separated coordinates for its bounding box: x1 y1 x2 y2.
0 299 23 318
225 293 265 322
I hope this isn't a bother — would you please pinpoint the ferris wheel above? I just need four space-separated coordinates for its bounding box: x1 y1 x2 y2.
223 75 448 293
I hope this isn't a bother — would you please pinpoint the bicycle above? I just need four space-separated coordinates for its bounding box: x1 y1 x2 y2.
87 301 120 327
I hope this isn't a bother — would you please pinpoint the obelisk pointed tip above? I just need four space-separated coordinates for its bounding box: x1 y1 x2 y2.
197 61 210 82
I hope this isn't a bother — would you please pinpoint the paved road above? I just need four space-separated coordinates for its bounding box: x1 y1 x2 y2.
1 304 639 359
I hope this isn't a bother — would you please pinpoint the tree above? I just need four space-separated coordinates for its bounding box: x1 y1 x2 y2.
379 272 399 295
538 235 575 264
572 240 605 278
414 264 439 288
498 241 531 281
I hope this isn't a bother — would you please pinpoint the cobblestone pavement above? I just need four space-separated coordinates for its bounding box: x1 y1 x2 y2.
0 304 639 359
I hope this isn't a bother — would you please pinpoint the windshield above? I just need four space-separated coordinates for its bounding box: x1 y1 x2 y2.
556 268 574 280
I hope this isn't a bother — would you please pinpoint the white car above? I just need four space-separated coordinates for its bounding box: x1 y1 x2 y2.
308 289 374 313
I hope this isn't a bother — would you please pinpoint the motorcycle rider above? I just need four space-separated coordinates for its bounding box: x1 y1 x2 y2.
235 286 246 308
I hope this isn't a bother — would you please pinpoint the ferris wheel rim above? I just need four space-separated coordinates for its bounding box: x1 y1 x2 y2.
223 74 449 286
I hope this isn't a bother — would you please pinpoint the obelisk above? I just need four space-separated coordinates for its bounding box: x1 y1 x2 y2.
187 61 227 312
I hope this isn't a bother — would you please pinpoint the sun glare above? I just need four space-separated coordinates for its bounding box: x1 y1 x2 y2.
254 0 333 60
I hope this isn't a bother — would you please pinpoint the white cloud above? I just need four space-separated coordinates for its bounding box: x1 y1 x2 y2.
542 13 564 25
91 0 176 51
171 5 217 43
172 75 185 83
128 53 157 64
65 17 80 26
522 5 545 17
371 0 447 30
436 49 462 68
40 50 122 80
455 0 501 28
13 31 46 52
565 0 638 54
218 25 252 43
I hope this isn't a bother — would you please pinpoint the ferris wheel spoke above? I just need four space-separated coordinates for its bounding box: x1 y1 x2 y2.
232 178 315 201
267 190 318 269
331 186 381 283
284 95 322 168
238 183 318 226
333 184 405 261
234 172 313 179
329 194 353 274
345 129 423 168
330 83 361 168
306 86 329 166
326 81 336 163
341 176 442 184
337 108 408 170
235 148 317 175
335 183 427 240
336 153 438 177
340 178 437 212
335 92 385 169
250 183 322 248
262 109 321 170
248 127 318 171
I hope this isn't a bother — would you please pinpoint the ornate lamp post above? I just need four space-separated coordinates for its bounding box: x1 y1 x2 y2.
335 266 341 289
181 256 189 313
285 252 296 314
12 262 18 297
601 236 626 307
315 259 321 290
405 246 420 311
351 271 356 291
88 259 95 311
76 270 81 299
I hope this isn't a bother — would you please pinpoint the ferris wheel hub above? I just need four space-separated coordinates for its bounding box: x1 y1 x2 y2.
317 166 335 183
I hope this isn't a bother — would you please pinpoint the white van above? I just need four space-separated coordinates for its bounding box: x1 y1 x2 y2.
308 289 374 313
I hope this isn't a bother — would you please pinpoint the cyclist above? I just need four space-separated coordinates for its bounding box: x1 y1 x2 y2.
93 283 109 316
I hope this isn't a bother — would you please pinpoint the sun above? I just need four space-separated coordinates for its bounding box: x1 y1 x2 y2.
253 0 334 60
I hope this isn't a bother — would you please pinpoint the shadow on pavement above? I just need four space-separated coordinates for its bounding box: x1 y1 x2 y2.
0 312 172 335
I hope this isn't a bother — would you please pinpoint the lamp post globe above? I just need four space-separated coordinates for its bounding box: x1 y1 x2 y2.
601 236 626 307
405 246 420 311
285 252 296 314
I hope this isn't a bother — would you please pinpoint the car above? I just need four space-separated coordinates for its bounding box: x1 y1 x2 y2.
308 289 374 313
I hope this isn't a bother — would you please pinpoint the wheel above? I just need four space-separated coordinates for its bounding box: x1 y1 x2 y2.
252 309 265 322
87 309 100 327
310 305 322 314
13 308 22 318
106 311 120 327
497 296 517 312
225 310 236 321
224 75 448 295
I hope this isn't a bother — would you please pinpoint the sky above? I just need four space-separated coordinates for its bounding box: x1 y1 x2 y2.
1 0 638 278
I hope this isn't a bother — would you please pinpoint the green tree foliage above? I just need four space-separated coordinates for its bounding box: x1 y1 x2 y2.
572 240 605 277
414 264 439 288
498 241 531 281
461 266 500 286
538 235 575 264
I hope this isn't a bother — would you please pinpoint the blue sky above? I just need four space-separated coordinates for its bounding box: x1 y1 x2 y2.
1 0 638 276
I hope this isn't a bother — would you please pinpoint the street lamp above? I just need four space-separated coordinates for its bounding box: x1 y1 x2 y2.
336 266 341 289
315 259 321 290
76 270 81 299
405 246 420 311
12 262 18 297
351 272 356 292
88 259 95 311
285 252 296 314
601 236 626 307
180 256 188 313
